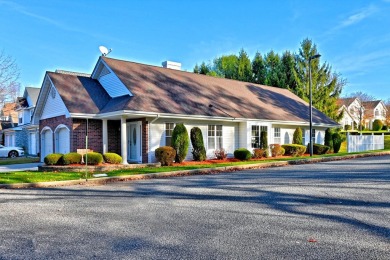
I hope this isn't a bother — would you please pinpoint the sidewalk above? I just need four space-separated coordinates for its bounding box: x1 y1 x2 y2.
0 163 43 173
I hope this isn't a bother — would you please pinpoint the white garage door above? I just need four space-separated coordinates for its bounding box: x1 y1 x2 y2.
56 128 70 154
29 132 37 155
43 130 53 158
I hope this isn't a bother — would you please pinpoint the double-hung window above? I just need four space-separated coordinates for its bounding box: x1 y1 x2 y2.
165 123 175 146
208 125 222 149
274 127 281 144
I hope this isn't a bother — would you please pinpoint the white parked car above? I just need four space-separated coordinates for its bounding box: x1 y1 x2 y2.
0 145 24 158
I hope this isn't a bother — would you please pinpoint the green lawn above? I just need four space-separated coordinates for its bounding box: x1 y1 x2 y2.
385 135 390 149
1 150 389 185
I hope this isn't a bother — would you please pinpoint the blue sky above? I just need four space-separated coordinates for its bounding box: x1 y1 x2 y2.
1 0 390 100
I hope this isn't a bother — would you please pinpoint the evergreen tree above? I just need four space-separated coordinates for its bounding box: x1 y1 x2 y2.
279 51 297 90
294 38 345 120
193 64 200 74
264 50 282 87
292 127 303 145
252 52 266 84
237 49 252 82
199 62 210 75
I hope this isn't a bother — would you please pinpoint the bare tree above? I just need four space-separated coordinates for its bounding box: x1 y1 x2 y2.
0 50 21 105
347 91 376 102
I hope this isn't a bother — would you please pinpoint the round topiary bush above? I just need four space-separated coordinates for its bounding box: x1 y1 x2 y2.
190 127 206 161
83 152 103 165
103 153 122 164
44 153 64 165
171 123 189 163
372 119 383 131
155 146 176 166
234 148 252 161
62 152 82 165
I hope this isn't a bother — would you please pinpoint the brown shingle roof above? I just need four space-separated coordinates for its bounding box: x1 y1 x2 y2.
47 72 111 114
102 57 337 125
336 98 357 108
48 57 338 126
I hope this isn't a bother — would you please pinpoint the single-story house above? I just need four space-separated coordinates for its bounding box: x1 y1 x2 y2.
32 56 339 163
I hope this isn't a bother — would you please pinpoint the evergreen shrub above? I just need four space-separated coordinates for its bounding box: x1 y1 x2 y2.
282 144 306 157
372 119 383 131
190 127 206 161
292 127 303 145
103 153 122 164
332 132 343 153
260 131 268 149
324 128 334 152
171 123 189 163
155 146 176 166
313 144 330 155
84 152 103 165
44 153 63 165
234 148 252 160
62 152 82 165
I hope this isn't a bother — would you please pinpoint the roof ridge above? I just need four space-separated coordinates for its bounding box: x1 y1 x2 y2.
55 70 91 77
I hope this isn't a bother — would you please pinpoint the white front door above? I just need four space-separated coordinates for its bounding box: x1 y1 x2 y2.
128 122 141 162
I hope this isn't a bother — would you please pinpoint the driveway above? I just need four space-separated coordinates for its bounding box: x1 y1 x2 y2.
0 162 42 172
0 156 389 259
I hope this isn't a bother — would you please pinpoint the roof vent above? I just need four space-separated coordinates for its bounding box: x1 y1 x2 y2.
162 61 181 70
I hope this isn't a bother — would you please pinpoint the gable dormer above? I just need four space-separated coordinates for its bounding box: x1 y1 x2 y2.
91 57 132 98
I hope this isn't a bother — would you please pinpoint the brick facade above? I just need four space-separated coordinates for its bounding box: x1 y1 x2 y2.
39 116 149 163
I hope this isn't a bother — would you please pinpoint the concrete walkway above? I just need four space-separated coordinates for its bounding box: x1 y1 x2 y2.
0 163 43 172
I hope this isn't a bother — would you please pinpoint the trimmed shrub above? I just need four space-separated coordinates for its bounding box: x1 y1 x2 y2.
155 146 176 166
214 148 227 160
234 148 252 161
313 144 330 155
344 125 352 131
171 123 189 163
260 131 268 149
83 152 103 165
44 153 63 165
103 153 122 164
332 132 343 153
292 127 303 145
282 144 306 157
190 127 206 161
372 119 383 131
324 128 333 152
269 144 285 157
253 148 268 159
62 152 82 165
382 125 388 131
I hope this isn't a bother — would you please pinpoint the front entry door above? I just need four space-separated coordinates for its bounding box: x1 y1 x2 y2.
128 122 141 163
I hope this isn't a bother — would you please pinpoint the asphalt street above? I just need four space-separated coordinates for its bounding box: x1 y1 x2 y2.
1 156 389 259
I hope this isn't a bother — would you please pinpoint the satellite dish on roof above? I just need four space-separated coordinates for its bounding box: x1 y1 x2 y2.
99 45 112 56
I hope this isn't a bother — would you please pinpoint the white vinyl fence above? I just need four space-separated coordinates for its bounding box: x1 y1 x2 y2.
347 133 384 153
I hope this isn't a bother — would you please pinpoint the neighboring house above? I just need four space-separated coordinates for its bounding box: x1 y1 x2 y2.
361 100 387 129
337 97 364 130
2 87 40 155
337 98 388 130
33 56 339 163
0 102 19 145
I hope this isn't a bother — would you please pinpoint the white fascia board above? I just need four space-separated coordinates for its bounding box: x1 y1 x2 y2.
69 113 100 119
32 73 51 125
